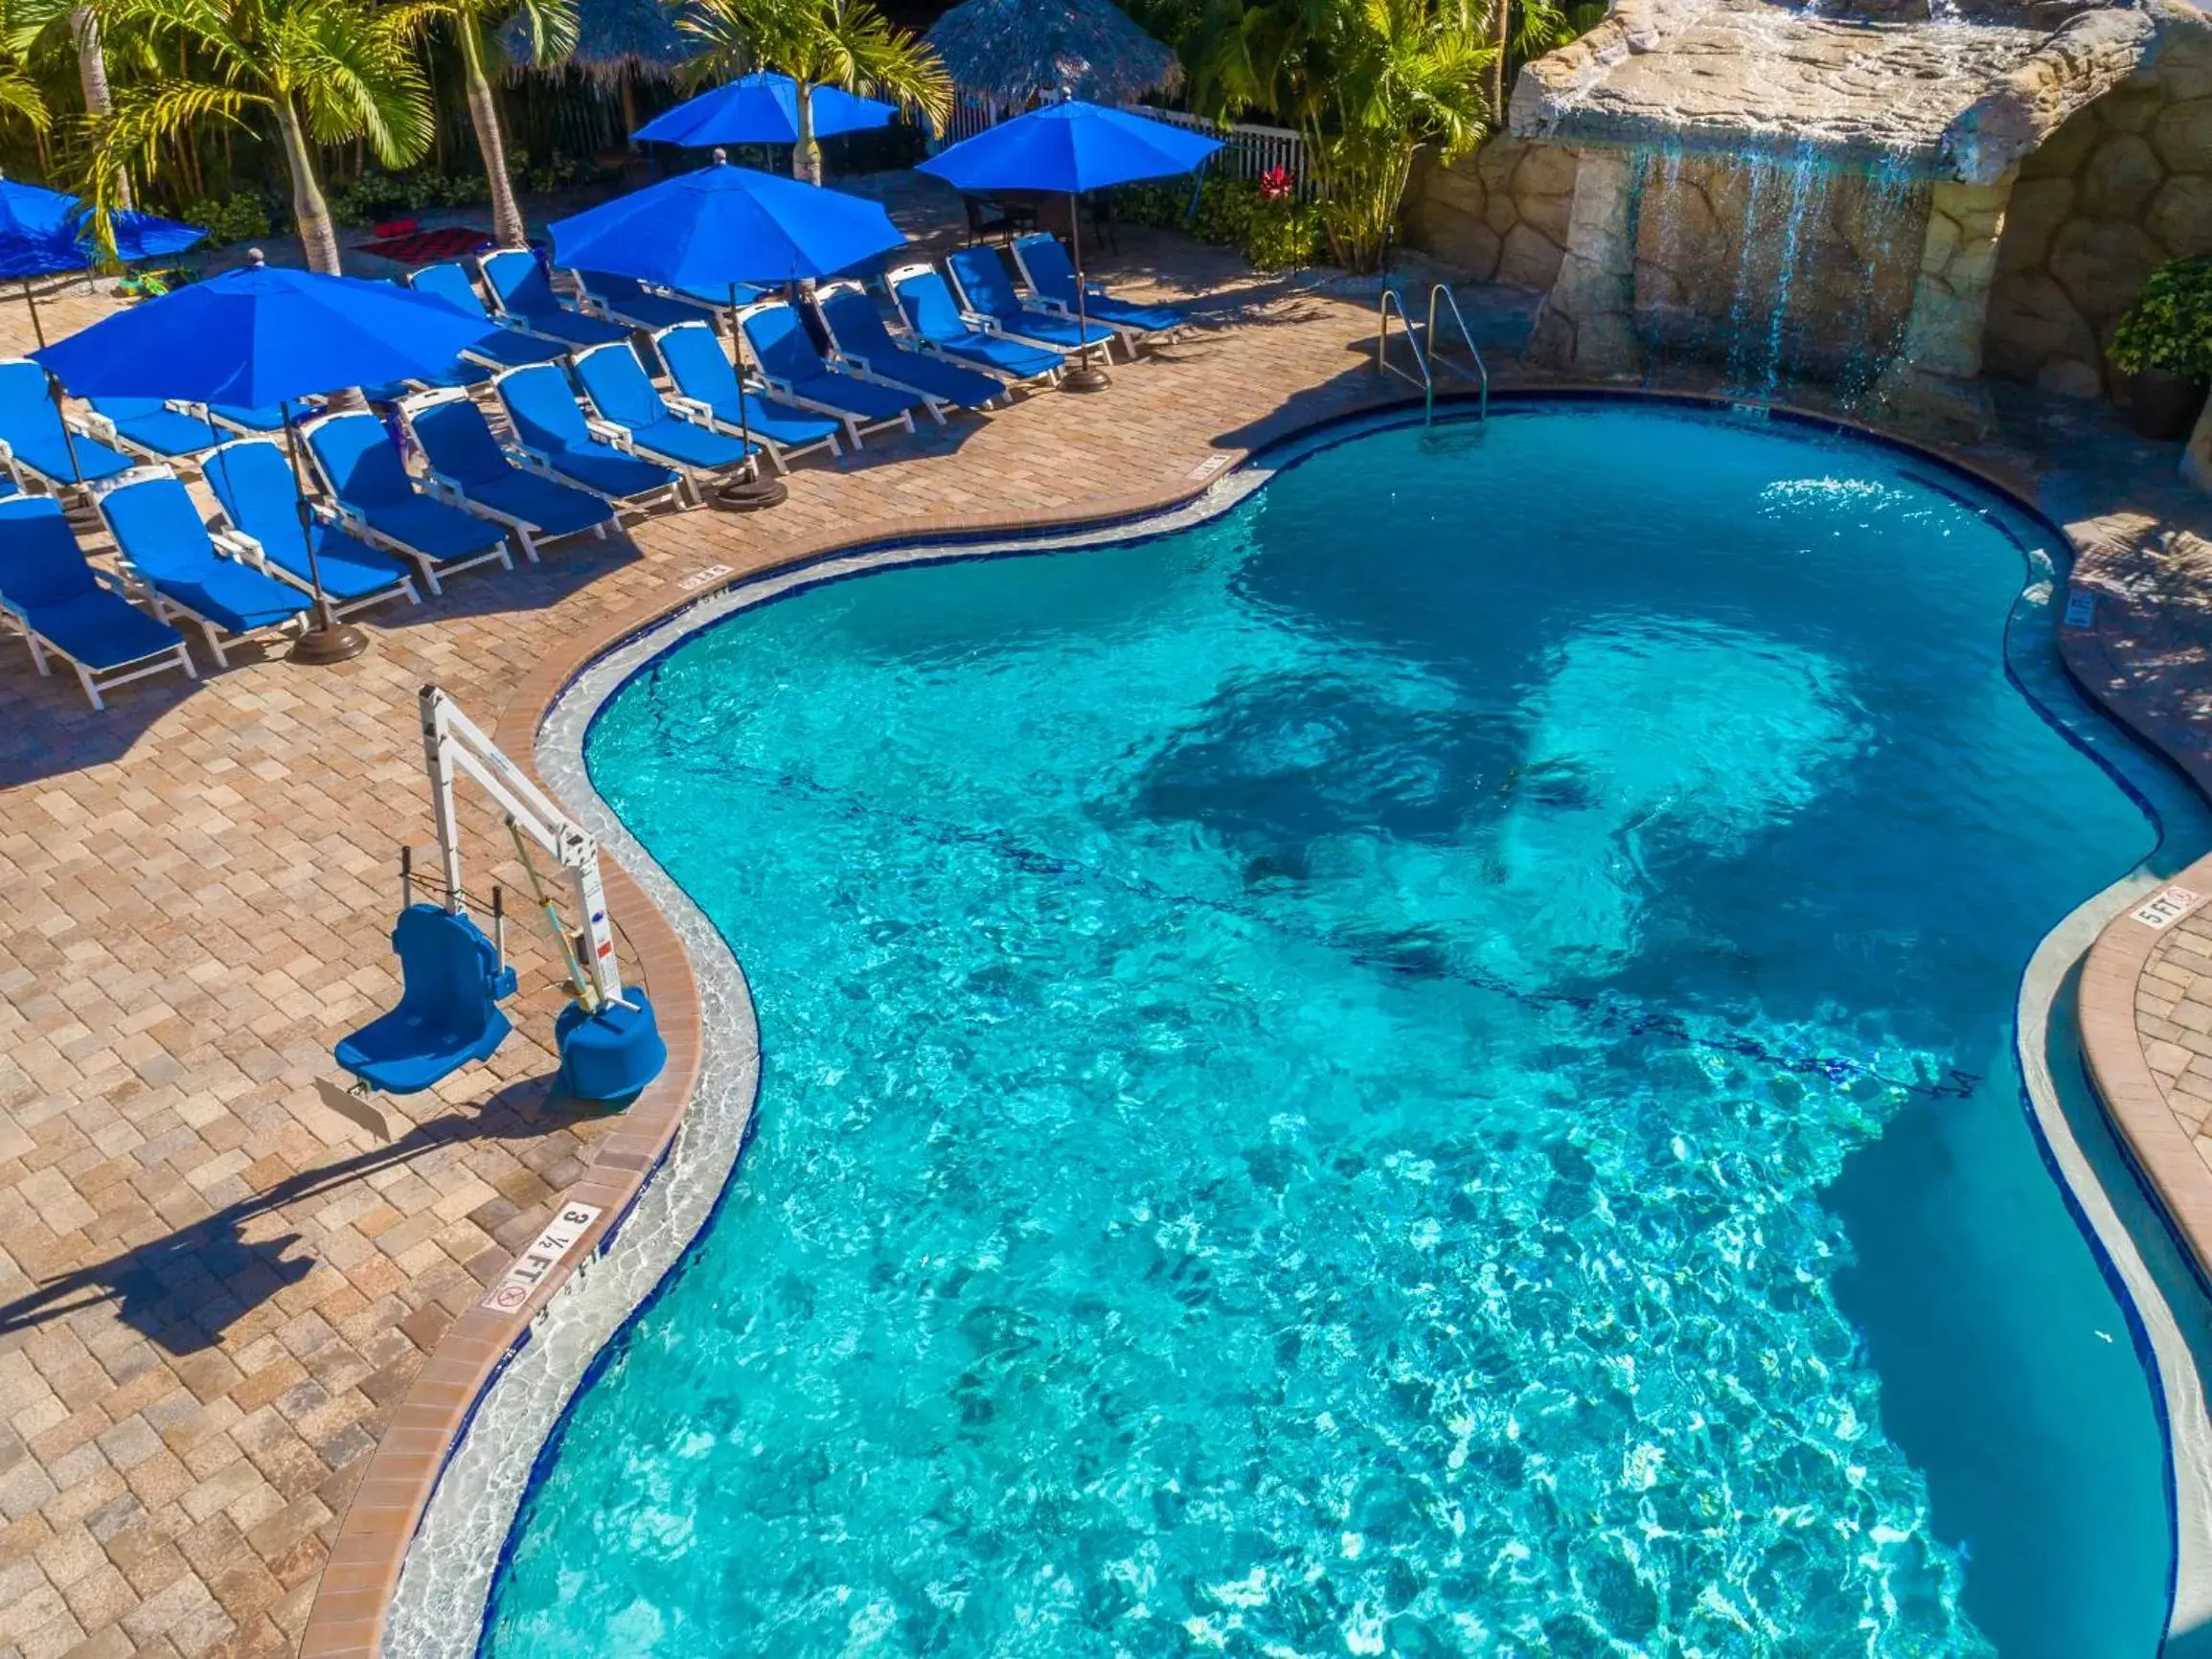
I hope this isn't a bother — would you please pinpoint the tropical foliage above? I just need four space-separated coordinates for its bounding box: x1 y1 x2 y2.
2110 257 2212 380
73 0 433 271
1118 170 1322 269
1182 0 1493 270
389 0 577 247
677 0 949 183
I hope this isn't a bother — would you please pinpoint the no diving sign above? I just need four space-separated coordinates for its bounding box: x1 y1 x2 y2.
482 1203 603 1315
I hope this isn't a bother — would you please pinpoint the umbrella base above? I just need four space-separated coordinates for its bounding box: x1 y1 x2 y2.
714 474 788 511
291 622 370 665
1062 363 1112 394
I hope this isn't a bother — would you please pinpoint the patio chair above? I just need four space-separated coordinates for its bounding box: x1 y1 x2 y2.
884 263 1062 387
82 398 226 465
654 322 842 472
570 343 762 487
304 412 514 594
406 263 574 372
96 470 313 667
403 394 619 559
0 358 135 490
1010 232 1187 351
577 271 741 333
810 283 1012 413
336 902 513 1096
945 247 1119 360
201 439 420 620
493 366 690 511
0 493 193 708
734 302 924 447
477 249 635 351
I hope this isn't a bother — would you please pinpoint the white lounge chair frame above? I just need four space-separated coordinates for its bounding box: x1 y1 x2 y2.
732 301 916 450
570 344 762 494
299 412 516 597
1006 236 1183 356
399 390 630 562
0 571 195 709
810 281 1000 420
487 367 696 514
650 327 844 476
92 467 311 669
882 263 1065 395
941 260 1124 366
202 441 422 623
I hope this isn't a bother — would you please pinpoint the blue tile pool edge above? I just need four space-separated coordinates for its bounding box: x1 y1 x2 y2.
374 390 2212 1659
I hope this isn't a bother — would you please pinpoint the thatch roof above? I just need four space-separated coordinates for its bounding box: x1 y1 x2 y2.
925 0 1180 109
536 0 692 81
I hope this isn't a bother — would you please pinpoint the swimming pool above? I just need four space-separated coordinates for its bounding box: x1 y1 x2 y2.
484 405 2198 1655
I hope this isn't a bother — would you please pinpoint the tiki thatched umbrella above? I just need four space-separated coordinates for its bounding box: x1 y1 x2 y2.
536 0 693 138
925 0 1180 112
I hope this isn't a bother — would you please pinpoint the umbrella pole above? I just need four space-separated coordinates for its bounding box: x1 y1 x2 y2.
25 285 89 505
716 279 786 512
284 398 369 664
22 280 45 349
1061 193 1110 394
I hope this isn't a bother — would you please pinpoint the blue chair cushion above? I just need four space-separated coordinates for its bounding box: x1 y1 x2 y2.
357 496 510 558
29 588 184 670
336 904 513 1095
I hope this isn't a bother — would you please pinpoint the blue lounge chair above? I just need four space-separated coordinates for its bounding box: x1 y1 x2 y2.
654 323 842 471
202 439 419 620
203 402 299 438
0 359 135 489
477 250 635 351
404 394 619 558
734 302 924 446
811 284 1012 413
305 412 514 593
1010 232 1188 351
96 471 313 667
336 903 514 1095
406 264 572 373
571 344 762 485
577 271 733 333
84 398 226 464
945 247 1119 360
493 366 690 510
0 494 192 708
884 263 1062 386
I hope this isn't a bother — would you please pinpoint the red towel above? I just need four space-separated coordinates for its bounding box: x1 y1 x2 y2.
359 226 494 265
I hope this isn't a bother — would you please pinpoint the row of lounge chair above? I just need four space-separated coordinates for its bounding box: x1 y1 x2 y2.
0 234 1195 708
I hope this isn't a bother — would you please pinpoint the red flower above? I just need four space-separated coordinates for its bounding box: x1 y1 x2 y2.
1260 166 1293 202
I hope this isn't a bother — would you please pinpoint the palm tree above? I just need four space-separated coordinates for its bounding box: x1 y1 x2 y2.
70 9 125 203
1189 0 1490 270
679 0 950 184
81 0 432 272
391 0 577 248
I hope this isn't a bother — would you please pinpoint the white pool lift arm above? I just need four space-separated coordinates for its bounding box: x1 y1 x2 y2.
419 684 625 1011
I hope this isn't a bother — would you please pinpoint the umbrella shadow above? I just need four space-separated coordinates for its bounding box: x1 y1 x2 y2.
0 648 202 787
0 1073 615 1356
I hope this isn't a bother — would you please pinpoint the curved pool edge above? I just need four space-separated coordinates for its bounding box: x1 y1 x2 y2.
297 388 2212 1658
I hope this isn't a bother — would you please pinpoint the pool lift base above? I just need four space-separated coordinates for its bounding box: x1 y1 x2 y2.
329 686 668 1110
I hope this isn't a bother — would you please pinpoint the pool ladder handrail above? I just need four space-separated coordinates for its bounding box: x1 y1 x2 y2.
1376 283 1489 424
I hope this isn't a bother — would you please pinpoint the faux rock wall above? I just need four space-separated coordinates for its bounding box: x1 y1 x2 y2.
1631 152 1931 383
1986 34 2212 398
1404 137 1577 289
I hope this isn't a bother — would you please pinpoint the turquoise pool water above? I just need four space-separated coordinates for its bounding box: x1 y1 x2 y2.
489 408 2184 1656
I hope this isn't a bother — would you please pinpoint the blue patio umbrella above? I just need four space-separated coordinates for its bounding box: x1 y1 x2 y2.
633 72 898 151
919 101 1220 389
547 154 907 505
0 175 206 345
35 251 504 661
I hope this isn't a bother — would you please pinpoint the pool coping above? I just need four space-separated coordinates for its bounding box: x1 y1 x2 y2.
293 381 2212 1658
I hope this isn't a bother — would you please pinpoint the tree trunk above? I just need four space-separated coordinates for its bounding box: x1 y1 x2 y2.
794 81 821 184
274 96 343 274
620 68 638 150
72 9 131 209
458 22 527 247
1491 0 1508 127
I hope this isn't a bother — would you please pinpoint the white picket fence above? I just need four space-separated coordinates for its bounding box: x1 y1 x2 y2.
934 99 1310 196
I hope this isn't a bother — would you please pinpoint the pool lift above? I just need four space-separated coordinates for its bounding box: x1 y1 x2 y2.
329 686 668 1118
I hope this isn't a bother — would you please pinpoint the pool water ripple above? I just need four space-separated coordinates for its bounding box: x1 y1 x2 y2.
483 409 2183 1657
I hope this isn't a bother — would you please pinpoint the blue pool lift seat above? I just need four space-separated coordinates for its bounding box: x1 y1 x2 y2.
335 903 517 1096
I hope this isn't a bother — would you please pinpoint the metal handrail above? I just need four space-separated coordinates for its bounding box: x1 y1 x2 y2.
1425 284 1490 421
1376 285 1432 420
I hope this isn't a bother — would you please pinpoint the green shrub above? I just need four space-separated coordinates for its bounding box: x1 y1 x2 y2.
2111 258 2212 379
182 192 271 248
1112 173 1325 270
327 170 492 228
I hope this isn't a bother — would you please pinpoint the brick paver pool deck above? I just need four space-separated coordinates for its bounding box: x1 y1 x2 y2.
3 218 2211 1659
